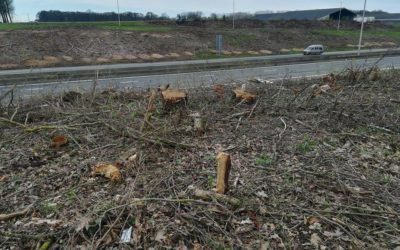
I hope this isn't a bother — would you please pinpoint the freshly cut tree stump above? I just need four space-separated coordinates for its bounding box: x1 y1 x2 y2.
216 152 231 194
161 89 188 105
213 84 225 100
190 112 206 132
233 89 256 102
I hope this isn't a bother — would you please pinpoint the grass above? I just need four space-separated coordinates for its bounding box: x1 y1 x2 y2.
224 34 257 47
355 125 389 136
255 154 273 166
0 21 171 32
365 30 400 39
297 135 317 153
311 29 359 38
39 201 59 216
312 28 400 40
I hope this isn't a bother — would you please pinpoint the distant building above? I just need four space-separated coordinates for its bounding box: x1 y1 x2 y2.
255 8 357 21
354 11 400 22
354 16 376 23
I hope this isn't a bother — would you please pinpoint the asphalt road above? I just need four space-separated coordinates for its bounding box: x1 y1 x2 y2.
0 48 397 76
1 55 399 103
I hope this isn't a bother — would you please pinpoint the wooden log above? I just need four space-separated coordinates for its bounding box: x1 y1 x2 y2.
216 152 231 194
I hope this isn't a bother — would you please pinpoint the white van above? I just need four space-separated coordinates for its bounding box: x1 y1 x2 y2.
303 45 324 55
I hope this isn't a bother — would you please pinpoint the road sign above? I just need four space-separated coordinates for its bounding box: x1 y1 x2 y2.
216 35 223 56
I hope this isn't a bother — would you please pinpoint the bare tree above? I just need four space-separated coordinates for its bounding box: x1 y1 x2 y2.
0 0 14 23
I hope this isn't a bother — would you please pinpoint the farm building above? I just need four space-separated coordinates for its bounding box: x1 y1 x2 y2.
355 10 400 22
255 8 357 21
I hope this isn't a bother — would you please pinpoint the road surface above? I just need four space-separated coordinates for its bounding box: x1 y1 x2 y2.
0 48 397 77
1 55 399 103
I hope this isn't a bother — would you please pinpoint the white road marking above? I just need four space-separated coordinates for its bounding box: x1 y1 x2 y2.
120 80 139 84
28 87 44 91
200 74 215 78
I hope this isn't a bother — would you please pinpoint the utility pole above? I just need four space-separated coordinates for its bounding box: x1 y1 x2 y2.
357 0 367 56
232 0 235 30
117 0 121 26
337 0 343 30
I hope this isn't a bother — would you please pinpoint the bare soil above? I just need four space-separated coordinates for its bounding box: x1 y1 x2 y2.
0 67 399 249
0 20 398 69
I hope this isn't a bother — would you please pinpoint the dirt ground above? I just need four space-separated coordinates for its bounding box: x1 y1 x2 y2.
0 66 399 249
0 20 399 69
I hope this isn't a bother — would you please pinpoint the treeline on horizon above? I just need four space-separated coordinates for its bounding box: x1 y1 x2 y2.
36 10 254 23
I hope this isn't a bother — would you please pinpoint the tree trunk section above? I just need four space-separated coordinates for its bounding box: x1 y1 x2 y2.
216 152 231 194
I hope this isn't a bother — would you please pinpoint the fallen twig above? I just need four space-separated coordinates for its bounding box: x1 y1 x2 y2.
314 212 362 247
235 116 243 131
294 119 314 130
10 105 19 121
103 121 197 149
0 84 16 103
368 124 393 134
332 204 400 217
247 100 259 119
340 132 376 140
0 43 11 48
0 118 101 132
223 111 250 121
0 204 34 221
278 117 287 140
310 209 391 220
131 129 197 149
0 117 26 128
193 189 240 206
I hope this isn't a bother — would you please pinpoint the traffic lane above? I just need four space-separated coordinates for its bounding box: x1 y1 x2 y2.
1 56 399 102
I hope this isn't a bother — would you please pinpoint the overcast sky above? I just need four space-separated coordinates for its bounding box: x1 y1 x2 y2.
13 0 400 22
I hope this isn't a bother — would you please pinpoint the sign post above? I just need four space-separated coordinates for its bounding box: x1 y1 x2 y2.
216 35 223 56
357 0 367 56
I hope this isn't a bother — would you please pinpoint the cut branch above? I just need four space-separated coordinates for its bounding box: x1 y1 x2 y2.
0 204 34 221
193 189 240 206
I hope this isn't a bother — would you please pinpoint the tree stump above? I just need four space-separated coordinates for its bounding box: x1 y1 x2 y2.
216 152 231 194
233 89 256 103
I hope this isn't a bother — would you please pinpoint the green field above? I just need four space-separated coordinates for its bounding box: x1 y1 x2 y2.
0 21 171 32
312 28 400 39
311 29 359 38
